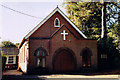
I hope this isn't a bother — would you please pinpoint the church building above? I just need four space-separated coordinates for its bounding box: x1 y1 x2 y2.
18 7 97 73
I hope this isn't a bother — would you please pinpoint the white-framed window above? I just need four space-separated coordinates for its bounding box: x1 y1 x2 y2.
8 56 14 64
54 18 60 27
6 56 16 64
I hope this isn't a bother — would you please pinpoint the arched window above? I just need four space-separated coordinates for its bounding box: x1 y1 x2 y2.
34 47 47 68
54 18 60 27
80 48 92 68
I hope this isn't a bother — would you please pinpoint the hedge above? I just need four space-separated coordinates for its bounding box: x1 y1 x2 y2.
2 56 6 71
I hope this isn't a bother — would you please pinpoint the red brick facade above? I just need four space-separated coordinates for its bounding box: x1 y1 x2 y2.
19 7 97 73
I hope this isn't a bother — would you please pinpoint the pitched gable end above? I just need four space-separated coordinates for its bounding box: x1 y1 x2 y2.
51 24 80 40
24 7 87 39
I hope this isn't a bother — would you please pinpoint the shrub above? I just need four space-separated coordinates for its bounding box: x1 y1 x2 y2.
2 55 6 71
97 37 120 69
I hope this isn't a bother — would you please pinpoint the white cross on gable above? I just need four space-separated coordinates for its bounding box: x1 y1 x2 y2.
61 30 68 40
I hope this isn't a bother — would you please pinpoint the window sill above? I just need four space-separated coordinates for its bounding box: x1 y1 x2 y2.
54 26 60 27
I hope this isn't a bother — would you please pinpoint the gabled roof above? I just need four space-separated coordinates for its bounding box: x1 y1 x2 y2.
24 7 87 39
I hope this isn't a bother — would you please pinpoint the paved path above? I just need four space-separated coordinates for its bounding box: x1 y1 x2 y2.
40 74 120 78
3 70 23 75
2 70 120 80
2 75 120 80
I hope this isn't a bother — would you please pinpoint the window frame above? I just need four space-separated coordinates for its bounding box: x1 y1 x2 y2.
6 56 16 64
35 47 47 68
54 17 60 27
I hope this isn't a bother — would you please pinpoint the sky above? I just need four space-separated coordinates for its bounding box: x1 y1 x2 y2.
0 0 119 44
0 0 66 43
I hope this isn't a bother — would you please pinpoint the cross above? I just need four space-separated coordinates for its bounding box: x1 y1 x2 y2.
61 30 68 40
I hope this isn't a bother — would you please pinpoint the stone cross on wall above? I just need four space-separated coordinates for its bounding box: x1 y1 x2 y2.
61 30 68 40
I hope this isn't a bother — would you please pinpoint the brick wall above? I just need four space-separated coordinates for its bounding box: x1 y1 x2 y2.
20 10 97 72
28 11 97 71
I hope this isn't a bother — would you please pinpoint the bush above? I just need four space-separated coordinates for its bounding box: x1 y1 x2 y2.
97 37 120 69
2 55 6 71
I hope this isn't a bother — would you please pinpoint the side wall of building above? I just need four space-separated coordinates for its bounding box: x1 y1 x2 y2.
19 41 29 73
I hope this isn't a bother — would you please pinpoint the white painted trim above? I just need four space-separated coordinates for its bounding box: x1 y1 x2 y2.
54 17 60 27
24 8 87 39
6 55 16 64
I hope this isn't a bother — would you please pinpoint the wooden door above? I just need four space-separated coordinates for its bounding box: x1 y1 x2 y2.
54 50 75 73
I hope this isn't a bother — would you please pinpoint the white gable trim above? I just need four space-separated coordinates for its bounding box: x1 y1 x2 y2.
25 7 87 39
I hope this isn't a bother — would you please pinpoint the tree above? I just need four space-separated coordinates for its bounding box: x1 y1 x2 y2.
63 1 119 39
101 1 107 38
15 43 20 47
0 41 17 47
108 24 120 52
2 55 6 71
97 37 120 68
102 2 119 38
64 1 120 68
64 2 102 39
107 2 120 52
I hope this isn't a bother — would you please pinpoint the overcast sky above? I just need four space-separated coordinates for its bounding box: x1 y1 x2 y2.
0 0 66 43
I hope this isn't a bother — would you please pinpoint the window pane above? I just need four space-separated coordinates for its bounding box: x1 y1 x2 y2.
8 56 14 64
42 52 45 56
36 50 40 56
55 19 59 26
42 58 45 68
101 54 107 59
54 18 60 27
9 56 13 59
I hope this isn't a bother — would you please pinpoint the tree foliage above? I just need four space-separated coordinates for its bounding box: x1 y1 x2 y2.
97 37 120 68
64 2 102 39
2 55 6 71
106 2 120 28
63 1 119 38
15 43 20 47
0 41 17 47
108 24 120 51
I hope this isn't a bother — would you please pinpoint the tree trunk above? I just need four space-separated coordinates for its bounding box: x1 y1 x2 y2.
101 2 107 39
118 9 120 25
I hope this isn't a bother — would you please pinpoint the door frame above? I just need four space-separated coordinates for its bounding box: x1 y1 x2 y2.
52 47 77 72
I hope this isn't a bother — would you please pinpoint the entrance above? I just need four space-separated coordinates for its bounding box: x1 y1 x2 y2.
53 48 75 73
